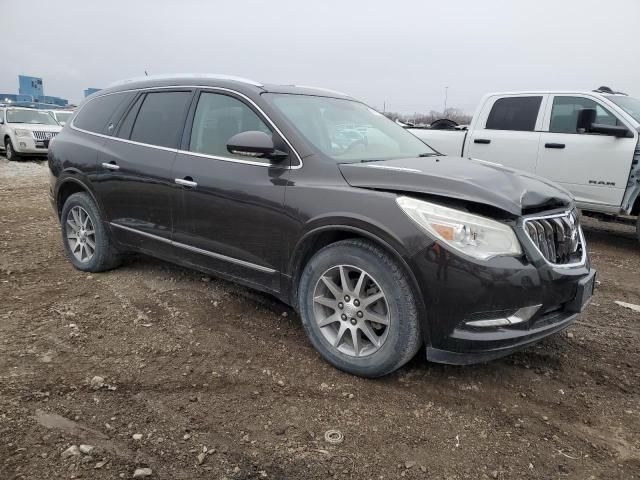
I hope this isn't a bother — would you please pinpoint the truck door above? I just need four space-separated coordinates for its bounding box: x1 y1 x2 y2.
466 95 546 172
537 95 637 209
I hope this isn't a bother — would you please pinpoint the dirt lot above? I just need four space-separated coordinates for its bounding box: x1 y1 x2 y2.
0 157 638 480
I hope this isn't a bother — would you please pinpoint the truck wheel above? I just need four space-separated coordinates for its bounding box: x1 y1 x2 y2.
5 138 19 161
298 239 422 378
60 192 122 272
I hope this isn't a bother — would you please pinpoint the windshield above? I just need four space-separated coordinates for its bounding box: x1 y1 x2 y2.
605 95 640 124
54 112 72 123
265 94 437 162
7 109 59 126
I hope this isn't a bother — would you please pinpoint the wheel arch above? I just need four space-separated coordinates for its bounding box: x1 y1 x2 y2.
287 225 427 333
55 176 103 221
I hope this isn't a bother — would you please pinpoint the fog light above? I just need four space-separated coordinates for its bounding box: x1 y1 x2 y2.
20 142 27 148
465 305 542 327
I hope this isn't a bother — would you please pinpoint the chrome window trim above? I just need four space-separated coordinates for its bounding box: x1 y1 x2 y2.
70 85 303 169
109 223 276 274
522 210 587 268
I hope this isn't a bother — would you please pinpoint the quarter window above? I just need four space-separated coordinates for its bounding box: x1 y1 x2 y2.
188 92 272 160
549 96 622 134
73 92 134 134
129 91 192 149
486 96 542 132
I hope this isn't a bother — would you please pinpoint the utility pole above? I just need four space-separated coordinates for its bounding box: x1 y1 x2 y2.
443 86 449 114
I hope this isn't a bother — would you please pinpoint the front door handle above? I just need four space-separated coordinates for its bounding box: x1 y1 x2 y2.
175 177 197 188
101 162 120 170
545 143 565 149
474 138 491 144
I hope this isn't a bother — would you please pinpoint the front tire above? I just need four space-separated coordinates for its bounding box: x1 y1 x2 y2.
5 138 19 161
298 239 422 378
60 192 122 272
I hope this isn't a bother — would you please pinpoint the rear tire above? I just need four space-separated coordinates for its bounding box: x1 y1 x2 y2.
5 138 19 161
298 239 422 378
60 192 122 272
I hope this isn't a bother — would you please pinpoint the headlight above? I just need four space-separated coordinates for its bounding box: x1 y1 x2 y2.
14 129 31 138
396 196 522 260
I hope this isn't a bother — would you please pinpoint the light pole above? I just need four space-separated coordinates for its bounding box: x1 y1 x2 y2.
443 86 449 115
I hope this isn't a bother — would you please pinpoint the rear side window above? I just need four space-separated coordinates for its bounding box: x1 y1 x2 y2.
188 92 272 160
485 96 542 131
549 96 622 134
116 95 144 139
73 92 134 134
129 91 192 149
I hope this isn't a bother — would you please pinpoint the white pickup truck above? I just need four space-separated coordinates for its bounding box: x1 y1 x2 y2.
408 88 640 242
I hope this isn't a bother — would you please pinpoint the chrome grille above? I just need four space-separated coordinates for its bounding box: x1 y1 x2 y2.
524 210 584 266
32 131 58 141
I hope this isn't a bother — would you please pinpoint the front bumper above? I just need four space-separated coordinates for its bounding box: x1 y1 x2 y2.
409 232 594 365
11 135 50 154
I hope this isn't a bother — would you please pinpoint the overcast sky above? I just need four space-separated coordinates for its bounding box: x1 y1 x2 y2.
2 0 638 113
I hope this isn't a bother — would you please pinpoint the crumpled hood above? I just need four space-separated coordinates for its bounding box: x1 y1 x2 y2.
338 156 573 216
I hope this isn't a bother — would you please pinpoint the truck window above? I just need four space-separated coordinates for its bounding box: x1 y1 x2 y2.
485 96 542 131
549 96 621 134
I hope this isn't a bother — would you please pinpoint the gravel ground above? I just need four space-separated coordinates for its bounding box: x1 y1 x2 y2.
1 157 639 480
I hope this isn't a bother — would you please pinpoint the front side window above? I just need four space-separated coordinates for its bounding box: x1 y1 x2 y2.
6 109 58 126
73 92 134 134
265 94 436 162
549 96 622 134
129 91 192 148
189 92 272 160
485 96 542 132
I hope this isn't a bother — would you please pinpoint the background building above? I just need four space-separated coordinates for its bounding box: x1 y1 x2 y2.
84 87 101 97
0 75 68 107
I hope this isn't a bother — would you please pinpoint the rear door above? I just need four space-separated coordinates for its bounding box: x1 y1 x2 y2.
466 95 546 172
94 89 193 250
537 94 637 208
171 89 292 292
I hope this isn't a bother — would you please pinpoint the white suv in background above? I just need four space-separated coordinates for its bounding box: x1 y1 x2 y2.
0 106 62 160
48 109 74 126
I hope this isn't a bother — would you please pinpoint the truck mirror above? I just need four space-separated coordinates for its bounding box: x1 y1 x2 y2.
576 108 596 133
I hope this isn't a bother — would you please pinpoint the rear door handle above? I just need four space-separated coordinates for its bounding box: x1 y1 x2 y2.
175 177 197 188
474 139 491 144
545 143 565 149
101 162 120 170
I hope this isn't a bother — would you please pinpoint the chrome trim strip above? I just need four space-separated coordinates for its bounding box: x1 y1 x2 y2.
70 85 303 169
465 304 542 327
522 210 587 268
109 222 276 274
101 162 120 170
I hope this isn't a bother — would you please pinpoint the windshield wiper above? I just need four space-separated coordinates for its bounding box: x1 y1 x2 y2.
418 152 438 157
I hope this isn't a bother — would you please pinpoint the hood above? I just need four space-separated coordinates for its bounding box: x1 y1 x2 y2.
338 156 572 216
8 123 62 132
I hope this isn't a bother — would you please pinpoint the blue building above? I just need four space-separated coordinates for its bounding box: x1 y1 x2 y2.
0 75 68 107
84 88 101 97
19 75 44 99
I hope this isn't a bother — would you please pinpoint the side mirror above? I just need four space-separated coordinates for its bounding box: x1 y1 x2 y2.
589 123 632 138
226 131 287 160
576 107 631 138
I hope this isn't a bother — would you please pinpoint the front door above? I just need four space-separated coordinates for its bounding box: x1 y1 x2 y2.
537 95 637 208
94 90 193 250
171 89 291 292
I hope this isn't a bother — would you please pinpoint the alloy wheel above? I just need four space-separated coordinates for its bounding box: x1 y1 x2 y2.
312 264 390 357
65 206 96 262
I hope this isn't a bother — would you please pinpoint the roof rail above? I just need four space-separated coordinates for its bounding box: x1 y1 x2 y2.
593 85 628 95
292 85 351 97
108 73 263 88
